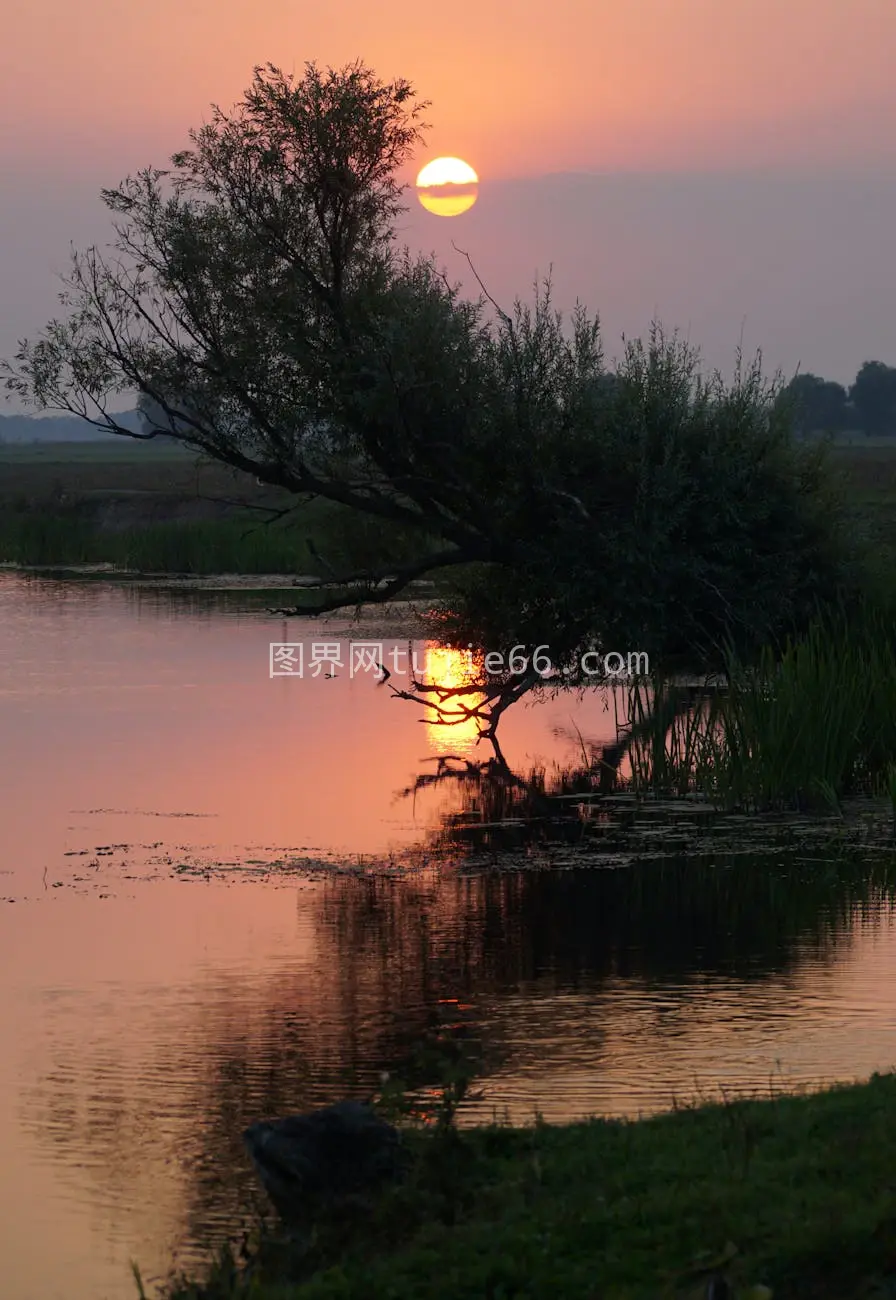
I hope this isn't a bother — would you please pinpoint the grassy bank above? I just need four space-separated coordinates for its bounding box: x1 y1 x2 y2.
0 441 426 576
0 443 432 576
0 510 347 574
0 512 315 573
0 507 428 576
163 1072 896 1299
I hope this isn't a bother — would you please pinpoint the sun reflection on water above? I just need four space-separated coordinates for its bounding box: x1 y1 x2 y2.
420 644 484 755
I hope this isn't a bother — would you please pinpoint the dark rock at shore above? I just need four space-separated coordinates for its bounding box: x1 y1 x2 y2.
243 1100 407 1222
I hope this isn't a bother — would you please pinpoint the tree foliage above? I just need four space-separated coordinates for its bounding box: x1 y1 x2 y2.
779 372 849 436
2 60 865 689
850 361 896 438
436 328 860 672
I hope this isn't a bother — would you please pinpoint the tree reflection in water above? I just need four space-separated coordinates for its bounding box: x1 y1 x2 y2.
20 742 896 1284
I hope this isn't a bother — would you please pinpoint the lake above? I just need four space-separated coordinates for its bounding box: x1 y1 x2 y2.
1 569 895 1300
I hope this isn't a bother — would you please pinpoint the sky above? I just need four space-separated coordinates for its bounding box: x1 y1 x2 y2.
1 0 895 403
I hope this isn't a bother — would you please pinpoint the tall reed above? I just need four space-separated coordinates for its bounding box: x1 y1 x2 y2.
620 605 896 811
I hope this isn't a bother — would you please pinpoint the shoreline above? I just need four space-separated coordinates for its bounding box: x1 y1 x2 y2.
0 560 439 590
165 1070 896 1299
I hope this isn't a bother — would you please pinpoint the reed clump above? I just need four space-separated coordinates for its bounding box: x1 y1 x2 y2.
621 605 896 811
0 507 423 576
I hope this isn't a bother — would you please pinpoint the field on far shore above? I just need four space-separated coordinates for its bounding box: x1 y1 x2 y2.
0 439 427 578
2 436 896 577
0 437 279 505
4 432 896 491
830 441 896 559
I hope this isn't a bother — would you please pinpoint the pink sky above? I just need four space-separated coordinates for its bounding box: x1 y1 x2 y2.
4 0 895 174
2 0 895 392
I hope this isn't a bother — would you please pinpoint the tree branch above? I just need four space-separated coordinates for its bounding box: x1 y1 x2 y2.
268 545 478 615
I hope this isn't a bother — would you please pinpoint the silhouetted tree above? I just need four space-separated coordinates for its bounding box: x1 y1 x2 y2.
780 372 849 435
850 361 896 437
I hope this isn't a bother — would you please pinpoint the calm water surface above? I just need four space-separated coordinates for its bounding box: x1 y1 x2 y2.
1 570 895 1300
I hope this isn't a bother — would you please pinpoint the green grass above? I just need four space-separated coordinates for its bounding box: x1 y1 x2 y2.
0 511 315 573
0 501 432 577
0 512 315 573
161 1072 896 1300
0 443 440 577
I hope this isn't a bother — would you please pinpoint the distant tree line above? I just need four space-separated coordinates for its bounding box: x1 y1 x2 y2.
0 411 141 442
781 362 896 437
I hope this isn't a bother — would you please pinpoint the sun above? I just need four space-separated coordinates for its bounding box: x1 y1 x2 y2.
415 157 479 218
